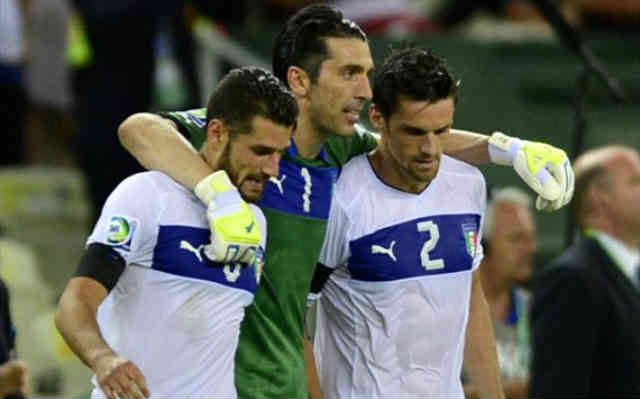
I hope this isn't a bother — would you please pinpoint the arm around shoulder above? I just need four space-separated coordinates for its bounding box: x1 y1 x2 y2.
118 113 212 190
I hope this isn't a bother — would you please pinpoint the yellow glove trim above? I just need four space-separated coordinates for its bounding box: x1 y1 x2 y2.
522 141 568 175
212 202 262 245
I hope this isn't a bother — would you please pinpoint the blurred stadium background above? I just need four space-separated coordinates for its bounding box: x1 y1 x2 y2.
1 0 638 396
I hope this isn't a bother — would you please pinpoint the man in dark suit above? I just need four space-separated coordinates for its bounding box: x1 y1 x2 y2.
529 145 640 398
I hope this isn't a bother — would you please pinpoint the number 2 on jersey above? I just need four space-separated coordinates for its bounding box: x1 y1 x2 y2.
417 221 444 270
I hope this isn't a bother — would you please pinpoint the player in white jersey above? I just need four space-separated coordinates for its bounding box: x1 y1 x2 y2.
310 48 504 398
54 67 296 399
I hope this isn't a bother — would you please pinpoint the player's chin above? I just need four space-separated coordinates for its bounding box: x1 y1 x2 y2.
239 181 265 203
332 120 358 137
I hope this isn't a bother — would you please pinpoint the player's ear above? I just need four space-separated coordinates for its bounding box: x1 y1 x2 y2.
206 119 230 147
205 119 230 168
369 103 384 132
288 66 310 98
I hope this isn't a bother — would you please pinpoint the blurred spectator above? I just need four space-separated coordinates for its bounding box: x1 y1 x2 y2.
257 0 319 25
530 145 640 397
564 0 640 32
432 0 580 29
332 0 438 35
0 0 28 166
0 227 30 398
0 281 29 398
70 0 250 225
160 1 251 109
466 187 535 398
69 0 160 224
24 0 74 166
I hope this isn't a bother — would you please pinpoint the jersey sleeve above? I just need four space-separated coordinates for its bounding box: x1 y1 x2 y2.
325 124 379 166
157 108 207 150
318 195 351 269
87 173 163 267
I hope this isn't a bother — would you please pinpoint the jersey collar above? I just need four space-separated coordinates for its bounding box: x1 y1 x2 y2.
288 138 330 163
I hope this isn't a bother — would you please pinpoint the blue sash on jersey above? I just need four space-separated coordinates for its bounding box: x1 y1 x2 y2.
348 213 481 282
259 140 338 219
152 225 259 293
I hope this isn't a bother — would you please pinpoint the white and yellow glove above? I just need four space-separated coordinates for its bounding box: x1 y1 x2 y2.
488 132 574 211
195 171 263 265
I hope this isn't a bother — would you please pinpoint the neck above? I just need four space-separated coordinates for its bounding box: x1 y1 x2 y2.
293 108 328 159
200 145 220 170
369 145 428 193
480 267 512 321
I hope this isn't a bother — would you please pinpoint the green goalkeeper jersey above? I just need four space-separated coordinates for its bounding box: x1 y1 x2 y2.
161 109 378 398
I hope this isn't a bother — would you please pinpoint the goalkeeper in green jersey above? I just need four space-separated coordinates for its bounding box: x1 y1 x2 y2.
118 5 573 398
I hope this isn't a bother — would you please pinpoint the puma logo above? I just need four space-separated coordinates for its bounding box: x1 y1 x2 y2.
180 240 204 262
371 241 397 262
269 174 286 195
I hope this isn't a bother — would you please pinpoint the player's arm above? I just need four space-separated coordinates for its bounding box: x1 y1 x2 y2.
55 244 149 399
119 112 260 265
463 270 504 398
119 112 212 190
443 129 574 212
305 337 323 399
304 262 334 399
443 129 492 164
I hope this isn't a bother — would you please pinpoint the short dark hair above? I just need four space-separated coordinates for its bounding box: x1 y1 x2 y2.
372 47 459 120
273 4 367 86
206 66 298 136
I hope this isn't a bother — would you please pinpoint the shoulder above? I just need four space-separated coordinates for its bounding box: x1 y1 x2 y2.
158 108 206 129
157 108 207 149
106 172 197 220
439 155 485 181
117 171 188 196
334 154 373 207
325 124 379 165
436 155 487 208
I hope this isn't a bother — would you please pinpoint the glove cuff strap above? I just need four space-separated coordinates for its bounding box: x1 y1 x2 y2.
194 170 234 205
488 132 523 166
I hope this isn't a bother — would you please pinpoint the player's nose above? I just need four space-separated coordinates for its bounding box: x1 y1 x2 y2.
263 153 281 178
355 75 372 101
420 132 439 155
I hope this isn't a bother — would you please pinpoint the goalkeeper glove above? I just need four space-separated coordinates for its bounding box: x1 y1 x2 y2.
488 132 574 211
195 171 264 265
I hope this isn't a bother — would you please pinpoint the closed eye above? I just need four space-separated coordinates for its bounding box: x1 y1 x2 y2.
251 145 289 157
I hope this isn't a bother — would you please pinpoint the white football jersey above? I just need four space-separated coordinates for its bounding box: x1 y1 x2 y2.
86 172 266 398
315 154 485 398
